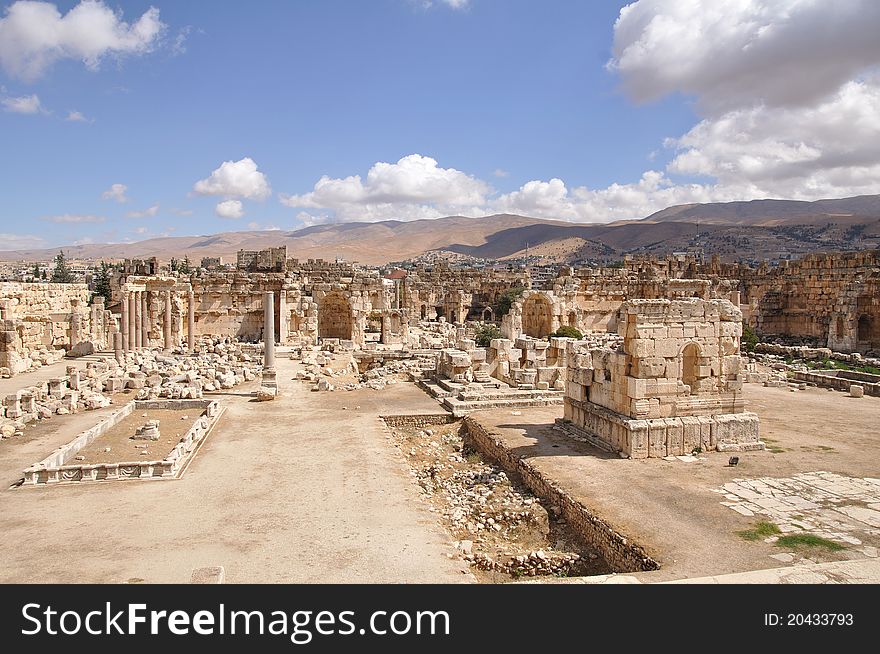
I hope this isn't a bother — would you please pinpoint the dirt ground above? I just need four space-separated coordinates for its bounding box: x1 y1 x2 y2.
70 408 199 465
0 350 471 583
466 383 880 582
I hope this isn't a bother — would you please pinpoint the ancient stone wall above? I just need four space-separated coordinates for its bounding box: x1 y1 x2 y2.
463 416 659 572
559 298 762 458
622 251 880 354
0 283 96 375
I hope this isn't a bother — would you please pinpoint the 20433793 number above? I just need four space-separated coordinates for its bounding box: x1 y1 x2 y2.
765 613 854 626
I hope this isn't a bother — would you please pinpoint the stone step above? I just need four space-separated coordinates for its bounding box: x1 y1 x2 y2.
443 395 564 417
418 379 453 399
456 388 562 402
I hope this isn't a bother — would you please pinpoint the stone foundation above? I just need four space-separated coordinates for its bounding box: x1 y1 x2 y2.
557 400 762 458
463 416 659 572
21 399 221 486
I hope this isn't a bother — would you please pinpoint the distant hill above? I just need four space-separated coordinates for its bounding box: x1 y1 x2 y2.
2 195 879 266
641 194 880 226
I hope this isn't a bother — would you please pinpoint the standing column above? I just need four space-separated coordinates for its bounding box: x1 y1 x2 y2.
262 291 277 389
70 311 81 350
90 300 99 343
164 290 173 352
187 290 195 352
121 292 130 356
141 291 149 350
114 331 123 364
134 291 142 351
278 289 289 343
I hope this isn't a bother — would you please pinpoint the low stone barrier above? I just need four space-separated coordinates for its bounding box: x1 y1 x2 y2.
21 399 221 486
462 416 659 573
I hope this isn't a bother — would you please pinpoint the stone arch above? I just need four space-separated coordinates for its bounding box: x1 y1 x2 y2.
420 304 427 320
568 311 577 327
521 294 553 338
318 292 353 340
858 315 871 342
836 315 845 338
681 342 701 392
482 307 495 322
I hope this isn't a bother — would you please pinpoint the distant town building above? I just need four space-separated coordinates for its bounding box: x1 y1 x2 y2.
236 247 287 272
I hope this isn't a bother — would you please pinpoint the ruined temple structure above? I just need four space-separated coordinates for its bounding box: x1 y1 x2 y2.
556 298 762 459
618 251 880 355
4 248 876 379
0 283 115 375
117 276 195 356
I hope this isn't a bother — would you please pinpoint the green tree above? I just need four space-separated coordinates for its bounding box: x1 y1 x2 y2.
495 286 525 317
170 258 179 273
51 250 75 283
549 325 583 340
475 324 502 347
32 263 40 280
178 255 191 275
742 322 759 353
91 261 113 306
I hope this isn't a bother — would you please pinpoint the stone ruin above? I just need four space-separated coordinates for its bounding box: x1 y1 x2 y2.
556 298 763 458
133 420 160 441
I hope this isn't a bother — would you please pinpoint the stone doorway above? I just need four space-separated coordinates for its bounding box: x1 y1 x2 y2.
318 293 354 340
522 295 553 338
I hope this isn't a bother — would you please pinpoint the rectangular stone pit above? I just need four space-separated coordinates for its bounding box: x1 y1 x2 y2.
21 399 222 486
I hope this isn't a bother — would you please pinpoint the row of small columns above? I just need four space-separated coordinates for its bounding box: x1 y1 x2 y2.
117 289 196 358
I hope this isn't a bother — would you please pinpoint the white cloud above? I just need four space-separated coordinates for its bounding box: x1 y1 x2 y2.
609 0 880 113
1 93 42 113
101 183 128 203
280 154 490 222
492 172 729 222
72 236 94 245
493 168 510 178
171 26 191 56
215 199 244 219
667 78 880 200
419 0 470 9
65 109 90 122
246 221 259 229
193 157 271 201
133 226 148 234
0 0 166 81
125 204 159 218
170 208 193 216
44 214 105 223
0 233 48 250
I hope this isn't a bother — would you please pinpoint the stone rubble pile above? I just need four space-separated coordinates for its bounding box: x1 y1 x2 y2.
0 339 260 439
0 347 66 379
388 423 591 579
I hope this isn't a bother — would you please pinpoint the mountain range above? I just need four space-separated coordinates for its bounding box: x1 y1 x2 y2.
2 195 879 266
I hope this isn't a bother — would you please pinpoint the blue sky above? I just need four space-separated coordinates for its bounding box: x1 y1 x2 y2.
2 0 880 250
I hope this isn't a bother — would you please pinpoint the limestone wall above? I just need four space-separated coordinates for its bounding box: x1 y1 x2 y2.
559 298 762 458
463 416 660 572
0 283 95 375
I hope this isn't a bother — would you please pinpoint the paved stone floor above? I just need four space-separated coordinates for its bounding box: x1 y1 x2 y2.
716 472 880 558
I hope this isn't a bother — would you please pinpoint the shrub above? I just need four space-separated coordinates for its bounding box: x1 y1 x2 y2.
495 286 525 317
742 322 759 352
475 324 502 347
549 325 583 340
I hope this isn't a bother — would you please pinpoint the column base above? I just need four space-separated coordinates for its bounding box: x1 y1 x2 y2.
262 368 278 389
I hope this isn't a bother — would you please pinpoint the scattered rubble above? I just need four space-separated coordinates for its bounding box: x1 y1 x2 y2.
0 339 261 439
386 419 611 581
